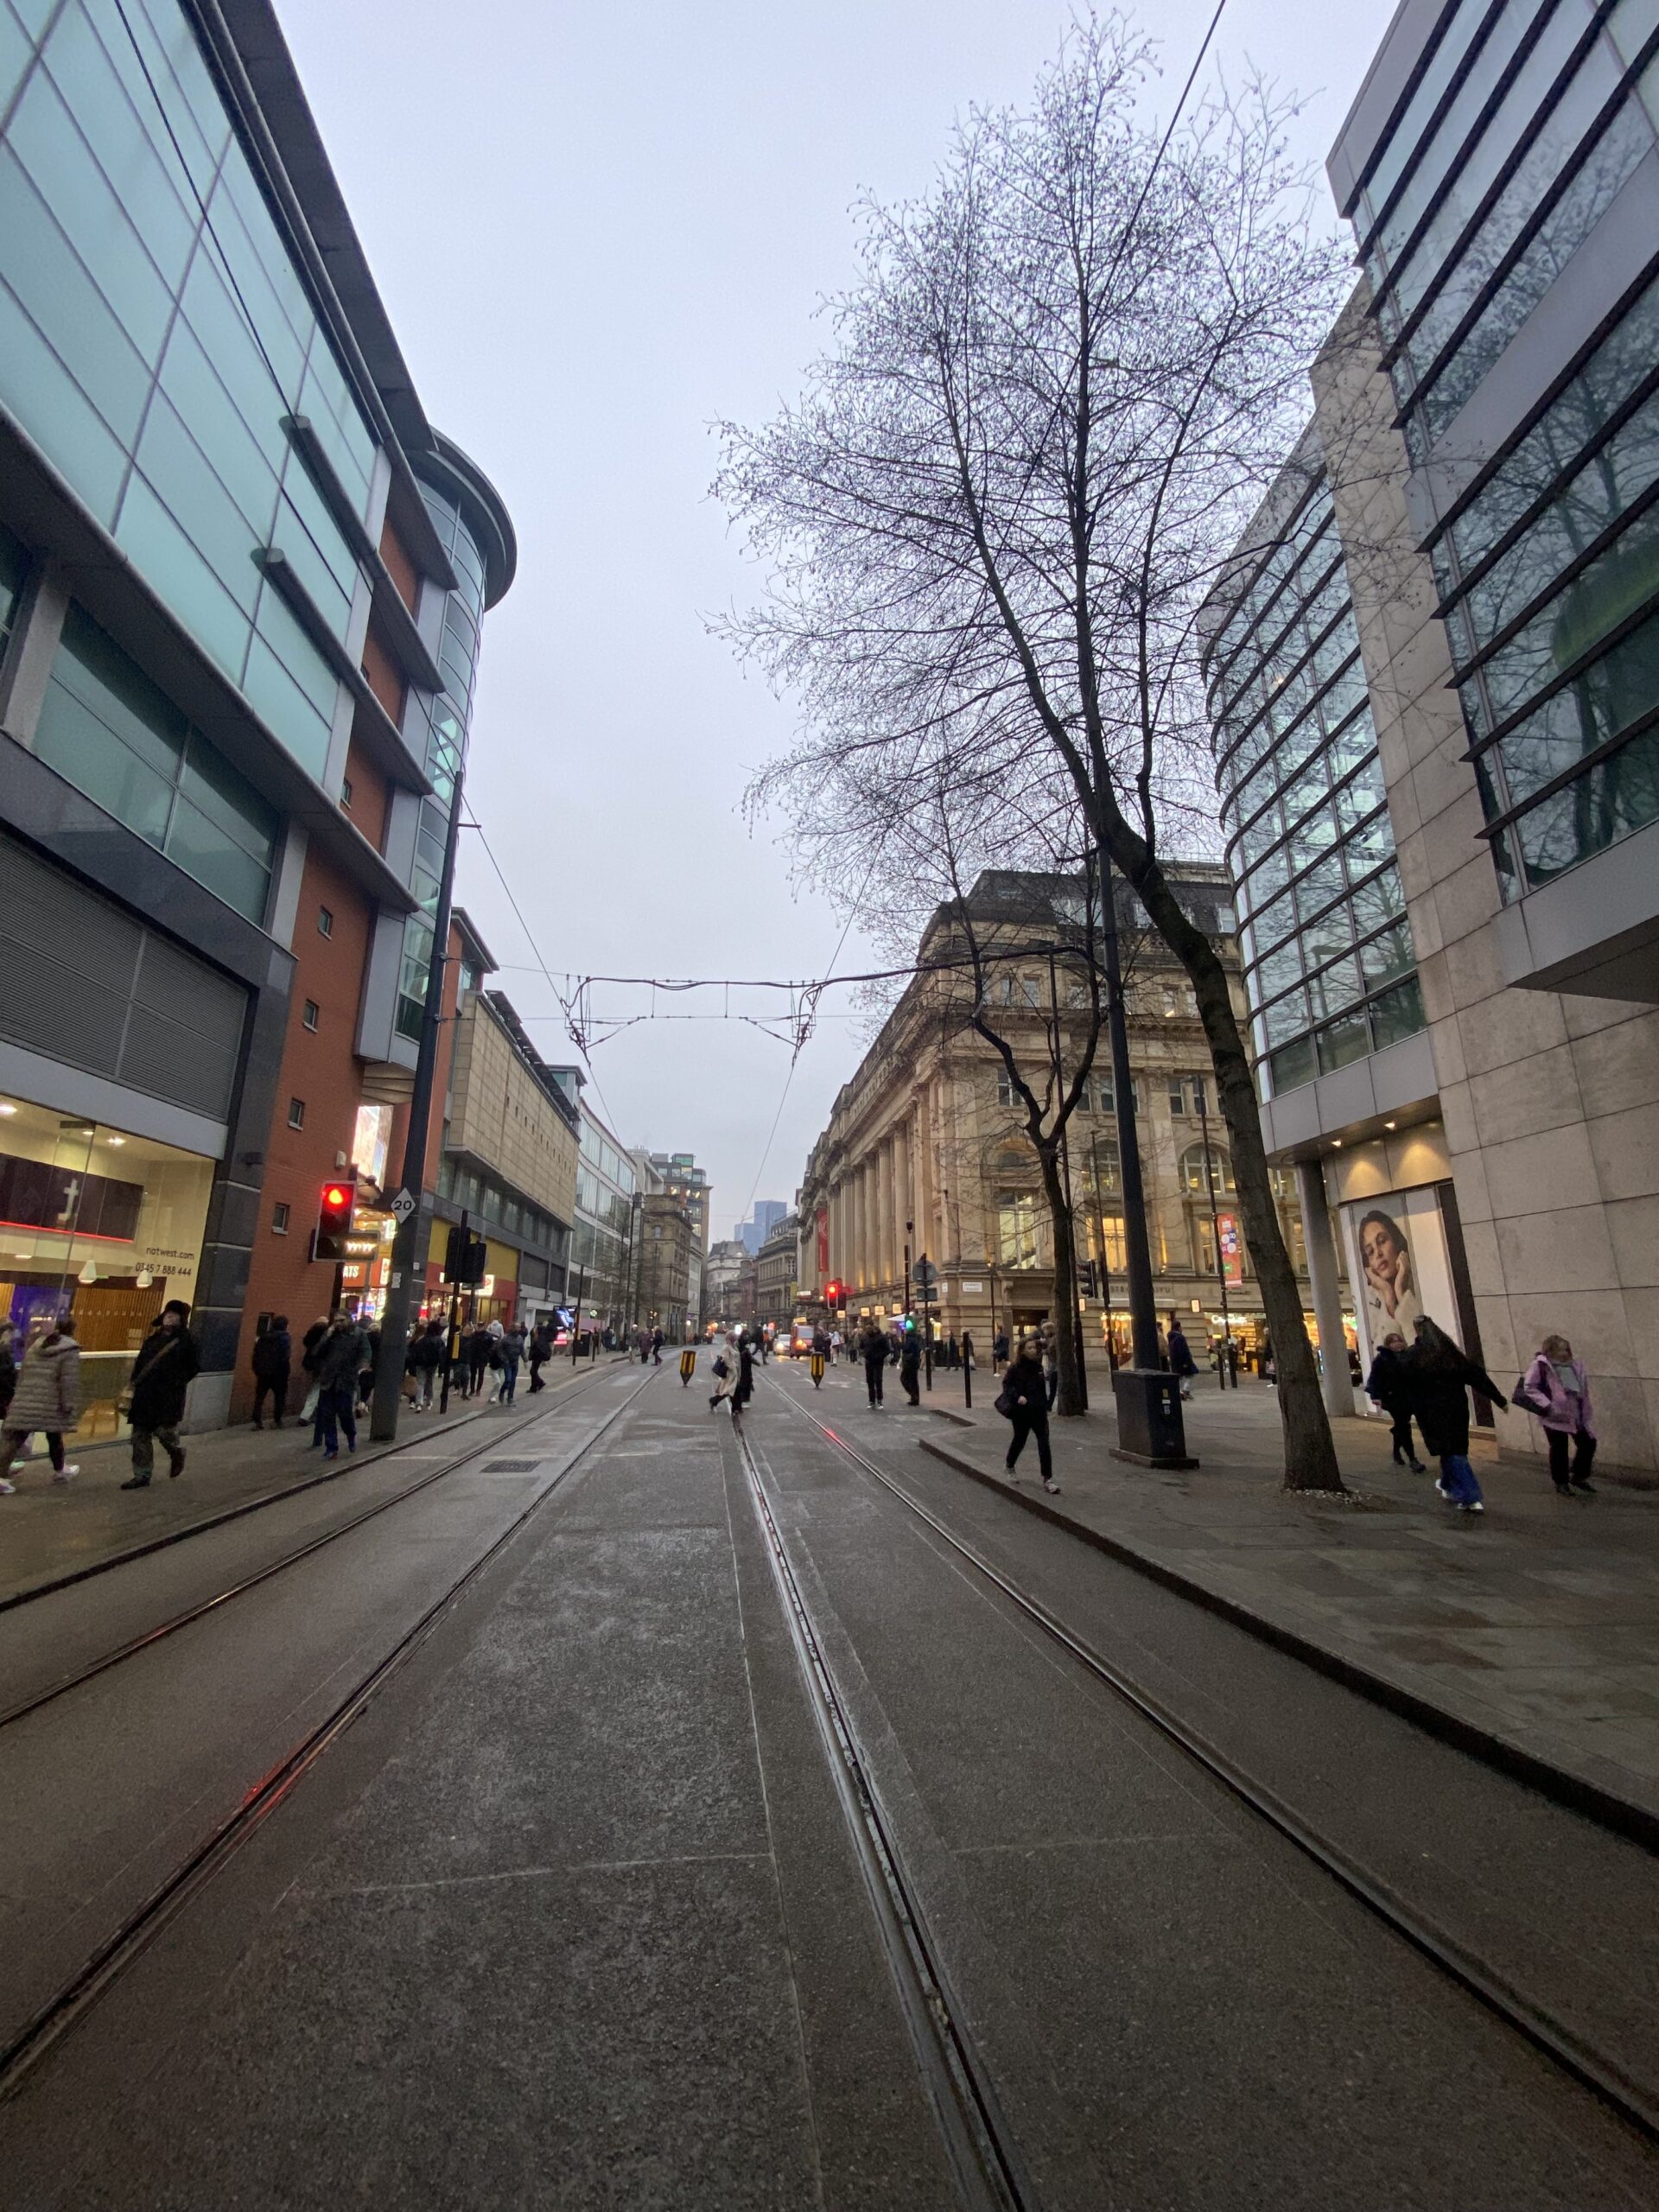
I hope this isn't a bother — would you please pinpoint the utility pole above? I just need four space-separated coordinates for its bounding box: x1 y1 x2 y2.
1096 844 1194 1467
371 766 467 1443
1197 1081 1236 1389
1046 942 1087 1414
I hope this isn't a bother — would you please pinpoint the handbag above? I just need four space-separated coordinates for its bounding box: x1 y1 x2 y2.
993 1388 1014 1419
1511 1362 1552 1418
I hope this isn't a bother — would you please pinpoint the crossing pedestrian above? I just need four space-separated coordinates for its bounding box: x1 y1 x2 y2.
313 1309 367 1461
499 1323 526 1403
899 1322 922 1406
1040 1321 1060 1412
1166 1319 1198 1402
859 1319 887 1408
1364 1332 1425 1471
731 1333 755 1423
464 1322 490 1397
120 1300 199 1489
709 1349 731 1410
251 1314 291 1429
1518 1333 1597 1496
1402 1315 1507 1516
992 1329 1009 1374
0 1309 81 1491
997 1335 1058 1493
407 1319 445 1409
651 1326 664 1367
483 1320 508 1403
299 1315 329 1427
356 1325 379 1410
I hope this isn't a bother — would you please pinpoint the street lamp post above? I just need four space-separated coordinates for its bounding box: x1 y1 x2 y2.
1046 943 1088 1414
1196 1082 1236 1389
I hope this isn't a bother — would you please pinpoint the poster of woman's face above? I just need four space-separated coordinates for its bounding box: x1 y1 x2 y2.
1341 1185 1458 1376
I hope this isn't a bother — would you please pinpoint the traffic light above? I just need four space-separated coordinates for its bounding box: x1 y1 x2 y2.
1078 1260 1098 1299
825 1280 842 1312
315 1173 358 1262
443 1223 488 1286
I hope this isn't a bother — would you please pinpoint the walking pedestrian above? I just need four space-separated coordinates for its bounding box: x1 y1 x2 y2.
528 1320 552 1394
1401 1315 1507 1516
251 1314 291 1429
407 1319 445 1410
500 1323 526 1404
997 1335 1058 1493
357 1325 379 1410
899 1321 922 1406
709 1348 732 1411
466 1322 492 1398
299 1315 328 1426
1365 1332 1425 1471
1166 1319 1198 1402
859 1319 887 1408
482 1320 507 1403
120 1300 199 1489
314 1309 367 1460
992 1329 1009 1375
731 1333 755 1424
1518 1333 1598 1496
961 1329 976 1376
652 1326 664 1367
0 1310 81 1491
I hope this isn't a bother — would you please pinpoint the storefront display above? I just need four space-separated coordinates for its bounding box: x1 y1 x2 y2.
1339 1181 1459 1379
0 1096 214 1440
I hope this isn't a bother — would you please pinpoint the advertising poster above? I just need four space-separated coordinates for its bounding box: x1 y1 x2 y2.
1340 1183 1458 1376
1216 1211 1243 1286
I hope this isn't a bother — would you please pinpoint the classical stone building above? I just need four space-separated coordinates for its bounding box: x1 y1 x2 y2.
702 1238 748 1330
638 1192 695 1342
754 1212 800 1332
797 869 1312 1360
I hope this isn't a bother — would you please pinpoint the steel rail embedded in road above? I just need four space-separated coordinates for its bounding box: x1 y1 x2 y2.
0 1364 632 1733
731 1409 1040 2212
0 1366 660 2106
766 1373 1659 2150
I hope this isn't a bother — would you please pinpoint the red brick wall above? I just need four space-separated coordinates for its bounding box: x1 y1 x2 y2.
379 518 421 614
341 729 390 855
359 626 406 726
232 847 376 1419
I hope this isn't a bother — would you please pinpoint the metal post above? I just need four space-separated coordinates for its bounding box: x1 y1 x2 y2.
921 1255 932 1389
370 765 467 1442
904 1224 912 1317
1046 944 1087 1413
571 1262 587 1361
1097 850 1159 1372
1196 1085 1235 1389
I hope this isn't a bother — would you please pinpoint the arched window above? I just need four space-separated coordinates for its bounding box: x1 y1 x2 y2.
1081 1137 1121 1193
1179 1143 1235 1196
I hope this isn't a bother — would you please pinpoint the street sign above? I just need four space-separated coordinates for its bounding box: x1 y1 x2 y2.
389 1187 416 1225
913 1259 938 1288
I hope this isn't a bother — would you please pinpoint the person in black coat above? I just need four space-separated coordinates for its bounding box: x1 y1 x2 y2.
999 1337 1058 1492
1401 1315 1507 1515
121 1300 200 1488
859 1320 887 1409
899 1323 922 1406
467 1323 493 1399
251 1315 291 1429
407 1319 445 1410
1365 1332 1424 1471
731 1334 756 1423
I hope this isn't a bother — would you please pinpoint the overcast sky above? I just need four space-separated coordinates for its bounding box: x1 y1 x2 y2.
279 0 1395 1242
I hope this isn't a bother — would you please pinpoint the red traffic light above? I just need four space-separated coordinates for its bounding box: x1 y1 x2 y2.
315 1173 358 1262
323 1185 348 1211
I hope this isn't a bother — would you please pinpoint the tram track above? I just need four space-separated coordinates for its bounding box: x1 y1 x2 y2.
763 1374 1659 2152
0 1364 660 2106
0 1355 635 1618
0 1362 632 1732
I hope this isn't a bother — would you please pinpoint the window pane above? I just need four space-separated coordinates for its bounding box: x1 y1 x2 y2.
34 681 175 845
1268 1035 1317 1095
163 793 270 918
1263 988 1309 1046
1316 1007 1371 1073
1369 972 1428 1050
1349 863 1404 936
0 277 126 523
179 730 278 860
1309 955 1363 1020
1360 919 1415 989
47 605 187 774
1301 900 1353 971
1294 853 1346 920
1514 722 1659 880
115 474 251 680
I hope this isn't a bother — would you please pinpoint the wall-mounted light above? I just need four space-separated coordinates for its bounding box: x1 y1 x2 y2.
1332 1139 1343 1149
105 1135 125 1147
136 1268 153 1289
0 1103 16 1117
78 1257 99 1284
1383 1120 1395 1130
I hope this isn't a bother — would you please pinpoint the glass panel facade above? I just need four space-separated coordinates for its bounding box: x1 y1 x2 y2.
34 605 278 920
1205 469 1423 1097
0 0 381 780
1353 0 1659 899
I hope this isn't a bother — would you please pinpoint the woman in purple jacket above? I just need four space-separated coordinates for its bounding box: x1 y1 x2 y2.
1520 1334 1596 1497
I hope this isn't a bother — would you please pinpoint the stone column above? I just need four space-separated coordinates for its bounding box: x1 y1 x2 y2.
1296 1157 1354 1420
894 1117 911 1289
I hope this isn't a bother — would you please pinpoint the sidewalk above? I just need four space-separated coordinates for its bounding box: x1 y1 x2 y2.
913 1376 1659 1834
0 1356 630 1608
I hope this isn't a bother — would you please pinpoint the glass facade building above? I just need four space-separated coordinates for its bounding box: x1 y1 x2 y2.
1344 0 1659 902
1203 450 1425 1102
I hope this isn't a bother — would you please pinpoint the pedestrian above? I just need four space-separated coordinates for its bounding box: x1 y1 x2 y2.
996 1334 1058 1493
709 1348 732 1411
830 1326 842 1364
992 1329 1009 1374
407 1319 445 1410
251 1313 291 1429
500 1322 526 1404
120 1299 199 1489
961 1329 976 1375
1401 1314 1508 1516
483 1319 507 1403
467 1322 492 1398
652 1326 664 1367
1166 1319 1198 1402
860 1319 887 1408
314 1309 367 1460
528 1320 552 1393
357 1324 379 1409
731 1332 755 1424
944 1332 959 1370
899 1321 922 1406
1040 1321 1060 1412
1517 1333 1597 1497
1364 1331 1424 1471
0 1309 82 1491
299 1315 329 1426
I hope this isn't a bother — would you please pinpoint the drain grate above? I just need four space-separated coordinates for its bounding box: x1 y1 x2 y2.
483 1458 540 1472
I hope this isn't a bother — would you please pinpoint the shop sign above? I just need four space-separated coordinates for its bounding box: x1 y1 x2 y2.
961 1280 984 1294
1216 1212 1243 1286
343 1236 379 1260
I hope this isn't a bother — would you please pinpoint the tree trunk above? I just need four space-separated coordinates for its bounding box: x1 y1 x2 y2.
1128 862 1345 1494
1037 1141 1085 1416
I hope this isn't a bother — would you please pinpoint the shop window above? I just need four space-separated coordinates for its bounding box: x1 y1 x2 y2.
318 905 334 938
302 999 320 1031
272 1201 290 1234
287 1097 305 1129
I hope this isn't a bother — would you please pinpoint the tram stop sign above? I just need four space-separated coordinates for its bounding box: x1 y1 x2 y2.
913 1259 938 1290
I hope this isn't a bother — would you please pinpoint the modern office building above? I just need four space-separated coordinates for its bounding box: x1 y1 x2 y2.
735 1199 785 1255
0 0 513 1433
1200 0 1659 1468
570 1093 640 1336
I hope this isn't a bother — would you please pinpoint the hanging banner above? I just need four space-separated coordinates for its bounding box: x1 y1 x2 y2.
816 1207 830 1274
1216 1211 1243 1286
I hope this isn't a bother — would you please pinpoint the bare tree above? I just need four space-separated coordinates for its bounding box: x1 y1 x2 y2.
716 12 1351 1489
